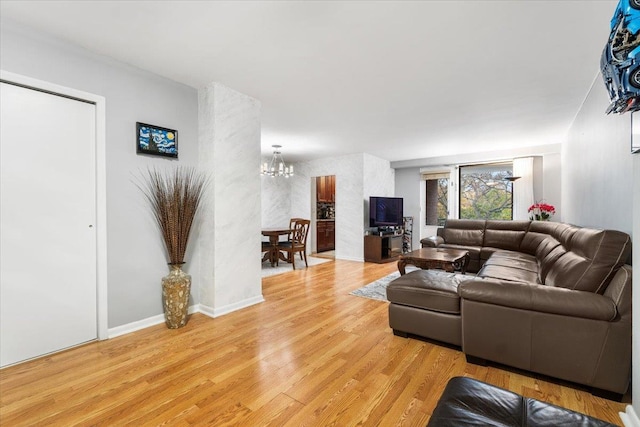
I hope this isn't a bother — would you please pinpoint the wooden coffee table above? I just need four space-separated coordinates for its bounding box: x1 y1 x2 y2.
398 248 470 275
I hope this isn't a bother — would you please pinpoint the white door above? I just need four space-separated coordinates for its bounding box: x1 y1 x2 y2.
0 82 97 367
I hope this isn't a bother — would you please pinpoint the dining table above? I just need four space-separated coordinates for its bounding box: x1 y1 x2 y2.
261 227 292 266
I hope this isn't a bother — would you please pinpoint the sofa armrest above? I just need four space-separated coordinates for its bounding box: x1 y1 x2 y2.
458 279 616 321
421 235 444 248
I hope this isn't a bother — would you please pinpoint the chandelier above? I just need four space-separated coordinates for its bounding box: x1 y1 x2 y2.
261 145 294 177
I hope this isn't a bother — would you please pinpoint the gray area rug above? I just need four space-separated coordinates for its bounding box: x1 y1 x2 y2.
349 266 418 301
350 268 474 302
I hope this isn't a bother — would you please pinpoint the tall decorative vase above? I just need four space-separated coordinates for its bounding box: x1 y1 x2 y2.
161 263 191 329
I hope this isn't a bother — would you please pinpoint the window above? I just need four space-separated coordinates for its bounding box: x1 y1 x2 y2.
459 163 513 220
424 172 449 226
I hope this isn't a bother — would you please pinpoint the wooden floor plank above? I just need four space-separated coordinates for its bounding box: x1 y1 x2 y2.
0 259 628 426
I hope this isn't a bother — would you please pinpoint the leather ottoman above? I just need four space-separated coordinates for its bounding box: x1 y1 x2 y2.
427 377 616 426
386 270 473 346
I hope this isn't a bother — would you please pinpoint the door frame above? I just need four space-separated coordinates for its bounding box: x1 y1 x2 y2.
1 70 108 340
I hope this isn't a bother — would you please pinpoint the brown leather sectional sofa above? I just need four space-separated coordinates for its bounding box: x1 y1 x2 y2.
387 219 632 396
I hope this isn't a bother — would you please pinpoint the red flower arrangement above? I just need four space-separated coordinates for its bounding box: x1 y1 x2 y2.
528 202 555 221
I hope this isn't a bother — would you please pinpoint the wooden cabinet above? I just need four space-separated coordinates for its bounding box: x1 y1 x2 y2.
326 221 335 251
329 176 335 202
316 175 335 252
317 220 335 252
316 175 335 202
317 221 326 250
364 234 402 263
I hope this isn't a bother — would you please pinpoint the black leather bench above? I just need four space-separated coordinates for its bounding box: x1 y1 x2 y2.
427 377 616 426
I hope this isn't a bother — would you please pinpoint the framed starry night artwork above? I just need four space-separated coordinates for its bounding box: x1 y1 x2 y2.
136 122 178 158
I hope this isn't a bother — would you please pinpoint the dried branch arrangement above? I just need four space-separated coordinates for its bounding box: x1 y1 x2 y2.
137 166 208 265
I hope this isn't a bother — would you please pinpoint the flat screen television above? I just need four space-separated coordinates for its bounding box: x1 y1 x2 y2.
369 196 403 228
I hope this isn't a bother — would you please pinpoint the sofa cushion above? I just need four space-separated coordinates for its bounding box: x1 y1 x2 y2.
441 219 485 246
486 220 530 232
442 228 484 246
545 228 631 293
555 223 580 248
477 264 540 284
481 246 533 262
483 220 529 251
538 244 567 283
488 250 537 262
535 236 561 260
528 220 561 235
480 247 500 261
484 251 538 272
484 229 526 251
420 235 444 248
519 231 550 256
386 270 473 314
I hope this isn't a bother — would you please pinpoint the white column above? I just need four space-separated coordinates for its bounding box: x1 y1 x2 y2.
197 82 263 316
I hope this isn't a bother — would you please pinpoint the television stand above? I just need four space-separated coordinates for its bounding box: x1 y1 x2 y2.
364 234 403 263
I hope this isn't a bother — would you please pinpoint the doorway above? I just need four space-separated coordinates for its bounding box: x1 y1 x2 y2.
0 74 106 366
315 175 335 259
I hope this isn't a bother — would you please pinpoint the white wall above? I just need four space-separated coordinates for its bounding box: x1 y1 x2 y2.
394 168 422 251
565 76 637 413
563 80 633 234
261 174 292 228
0 19 200 328
363 153 396 224
541 153 561 218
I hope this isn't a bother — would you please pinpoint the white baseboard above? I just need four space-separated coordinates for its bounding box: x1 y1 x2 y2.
199 295 265 318
107 304 200 338
107 296 264 338
198 303 216 318
108 314 165 339
620 405 640 427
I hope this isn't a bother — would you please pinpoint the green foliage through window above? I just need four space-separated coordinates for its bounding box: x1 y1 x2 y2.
459 164 513 220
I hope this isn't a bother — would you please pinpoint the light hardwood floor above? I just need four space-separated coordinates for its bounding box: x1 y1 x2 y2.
0 259 628 426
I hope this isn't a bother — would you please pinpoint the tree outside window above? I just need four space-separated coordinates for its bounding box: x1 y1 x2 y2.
425 173 449 226
459 163 513 220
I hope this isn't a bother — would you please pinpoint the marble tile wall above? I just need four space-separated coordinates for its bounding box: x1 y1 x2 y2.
261 174 292 228
198 82 263 313
363 153 396 226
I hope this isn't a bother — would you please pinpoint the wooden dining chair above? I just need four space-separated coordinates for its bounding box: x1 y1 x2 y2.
277 219 310 270
285 217 304 244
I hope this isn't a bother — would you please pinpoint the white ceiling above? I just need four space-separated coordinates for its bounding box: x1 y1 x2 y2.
0 1 617 163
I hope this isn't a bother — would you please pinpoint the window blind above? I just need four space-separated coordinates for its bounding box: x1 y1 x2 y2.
421 171 450 180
